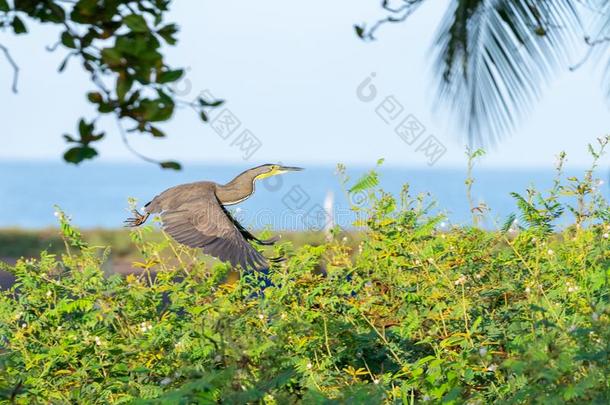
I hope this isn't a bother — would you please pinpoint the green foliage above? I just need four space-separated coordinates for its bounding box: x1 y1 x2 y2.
0 0 224 168
2 152 610 403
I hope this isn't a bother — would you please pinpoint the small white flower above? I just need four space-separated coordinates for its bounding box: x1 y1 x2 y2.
531 237 537 242
567 286 578 293
46 290 52 297
342 236 348 243
603 233 609 239
214 355 222 362
94 336 102 346
21 323 27 328
568 325 576 333
454 274 467 286
415 259 421 265
280 313 287 320
306 362 313 370
547 249 554 255
525 287 531 294
475 273 482 280
364 281 373 288
427 258 435 264
140 321 152 332
159 377 172 386
373 379 380 384
422 395 431 402
479 347 488 356
258 313 265 320
487 363 498 372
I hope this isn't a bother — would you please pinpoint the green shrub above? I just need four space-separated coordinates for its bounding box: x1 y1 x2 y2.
1 140 610 403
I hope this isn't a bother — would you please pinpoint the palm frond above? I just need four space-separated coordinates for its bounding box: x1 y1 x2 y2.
585 0 610 101
433 0 581 146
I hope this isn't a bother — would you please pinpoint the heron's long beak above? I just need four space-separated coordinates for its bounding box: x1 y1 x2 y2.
278 166 303 172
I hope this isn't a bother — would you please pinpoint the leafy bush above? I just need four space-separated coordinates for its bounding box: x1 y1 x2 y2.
1 140 610 403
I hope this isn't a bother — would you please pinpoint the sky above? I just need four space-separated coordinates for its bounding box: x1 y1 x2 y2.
1 0 610 169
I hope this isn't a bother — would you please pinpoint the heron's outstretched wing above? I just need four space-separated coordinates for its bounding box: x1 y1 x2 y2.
160 196 268 272
219 204 279 246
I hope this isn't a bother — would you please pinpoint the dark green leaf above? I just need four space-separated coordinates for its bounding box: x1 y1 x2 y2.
123 15 149 33
78 119 93 138
157 69 183 84
61 31 76 49
354 24 365 39
101 48 123 67
149 126 165 137
199 111 208 122
63 146 98 164
157 23 178 45
198 98 224 107
11 16 27 34
0 0 9 12
160 161 181 170
87 92 103 104
116 75 133 102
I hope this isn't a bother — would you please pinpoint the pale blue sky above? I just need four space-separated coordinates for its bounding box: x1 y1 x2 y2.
1 0 609 169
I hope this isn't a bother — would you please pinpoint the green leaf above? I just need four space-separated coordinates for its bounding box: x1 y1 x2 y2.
11 16 27 34
116 75 133 102
78 119 93 138
0 0 9 12
61 31 76 49
157 69 183 84
198 98 224 107
123 14 149 33
354 24 365 39
349 171 379 193
101 48 123 67
149 126 165 137
199 111 208 122
63 146 98 164
87 92 103 104
160 161 182 170
157 23 179 45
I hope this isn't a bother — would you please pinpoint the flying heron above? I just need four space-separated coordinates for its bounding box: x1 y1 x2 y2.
125 164 303 271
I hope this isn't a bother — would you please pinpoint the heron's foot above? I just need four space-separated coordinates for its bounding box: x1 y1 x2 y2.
124 209 150 227
255 235 280 246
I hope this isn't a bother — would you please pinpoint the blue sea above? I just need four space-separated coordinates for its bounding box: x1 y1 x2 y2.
1 162 608 230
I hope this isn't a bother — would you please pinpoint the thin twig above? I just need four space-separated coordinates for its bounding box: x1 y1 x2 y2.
116 118 165 167
364 0 423 40
0 44 19 93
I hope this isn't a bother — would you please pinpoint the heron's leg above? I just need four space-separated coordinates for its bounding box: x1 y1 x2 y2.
124 209 150 227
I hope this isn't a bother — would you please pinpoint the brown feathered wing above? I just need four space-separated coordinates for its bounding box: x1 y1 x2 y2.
159 197 268 271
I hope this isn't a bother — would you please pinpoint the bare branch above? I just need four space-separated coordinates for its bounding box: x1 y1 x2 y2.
116 117 172 168
0 44 19 94
362 0 423 41
569 35 610 71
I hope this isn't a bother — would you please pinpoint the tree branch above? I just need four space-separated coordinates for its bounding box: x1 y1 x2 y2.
0 44 19 94
362 0 423 41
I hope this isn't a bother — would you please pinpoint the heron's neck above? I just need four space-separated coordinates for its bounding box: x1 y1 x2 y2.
214 170 259 205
